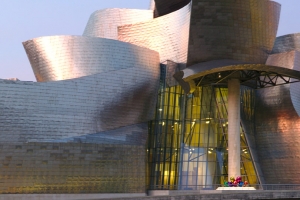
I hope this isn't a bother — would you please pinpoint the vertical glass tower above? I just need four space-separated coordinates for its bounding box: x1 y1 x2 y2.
147 64 258 190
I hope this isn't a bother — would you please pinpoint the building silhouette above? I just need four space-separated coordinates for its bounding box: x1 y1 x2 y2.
0 0 300 194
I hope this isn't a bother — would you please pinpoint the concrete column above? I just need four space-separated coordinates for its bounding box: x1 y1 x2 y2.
228 78 241 180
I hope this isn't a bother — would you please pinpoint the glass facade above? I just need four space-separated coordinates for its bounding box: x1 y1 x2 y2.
147 64 258 190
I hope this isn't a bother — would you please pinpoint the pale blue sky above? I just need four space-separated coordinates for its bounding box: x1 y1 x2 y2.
0 0 299 81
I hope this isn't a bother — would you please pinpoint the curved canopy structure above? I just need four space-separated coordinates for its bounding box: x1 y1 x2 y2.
174 60 300 93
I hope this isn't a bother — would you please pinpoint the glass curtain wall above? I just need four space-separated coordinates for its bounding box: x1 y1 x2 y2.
147 65 258 190
147 64 184 190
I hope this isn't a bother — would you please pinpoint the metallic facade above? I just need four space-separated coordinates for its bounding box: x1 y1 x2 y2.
119 2 191 64
266 50 300 116
0 6 160 192
255 83 300 183
272 33 300 54
83 8 153 39
0 41 159 192
153 0 191 17
253 33 300 184
0 62 160 142
187 0 281 66
23 36 157 82
146 0 300 189
2 0 300 194
272 34 300 116
0 77 158 192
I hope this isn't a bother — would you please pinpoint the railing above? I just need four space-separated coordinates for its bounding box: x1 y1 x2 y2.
149 184 300 191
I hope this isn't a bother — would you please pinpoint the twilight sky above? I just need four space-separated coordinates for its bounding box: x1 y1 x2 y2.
0 0 299 81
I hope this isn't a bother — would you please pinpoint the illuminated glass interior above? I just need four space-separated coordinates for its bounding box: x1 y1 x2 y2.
147 65 258 190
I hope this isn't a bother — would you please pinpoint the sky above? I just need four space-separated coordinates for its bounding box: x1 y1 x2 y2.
0 0 299 81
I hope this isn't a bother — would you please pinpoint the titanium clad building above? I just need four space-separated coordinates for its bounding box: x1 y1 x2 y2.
0 0 300 194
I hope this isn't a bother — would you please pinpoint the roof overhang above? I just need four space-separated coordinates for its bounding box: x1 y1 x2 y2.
174 59 300 94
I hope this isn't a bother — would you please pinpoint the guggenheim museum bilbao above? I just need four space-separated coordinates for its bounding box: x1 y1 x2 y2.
1 0 300 194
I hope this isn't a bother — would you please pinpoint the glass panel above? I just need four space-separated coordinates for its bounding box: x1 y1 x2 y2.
147 65 259 190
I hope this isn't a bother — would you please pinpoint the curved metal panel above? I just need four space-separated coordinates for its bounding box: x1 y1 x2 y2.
255 49 300 184
0 49 160 142
255 84 300 184
5 8 160 194
269 34 300 117
267 50 300 116
56 123 149 145
290 51 300 117
83 9 153 39
187 0 281 66
267 51 297 69
153 0 191 17
118 2 191 64
23 35 158 82
272 33 300 54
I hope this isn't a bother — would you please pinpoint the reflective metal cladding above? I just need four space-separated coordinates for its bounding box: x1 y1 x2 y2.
154 0 191 17
270 34 300 116
187 0 281 66
1 4 160 193
0 48 160 142
83 8 153 39
119 2 191 64
4 0 300 194
23 36 158 82
272 33 300 54
254 34 300 184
